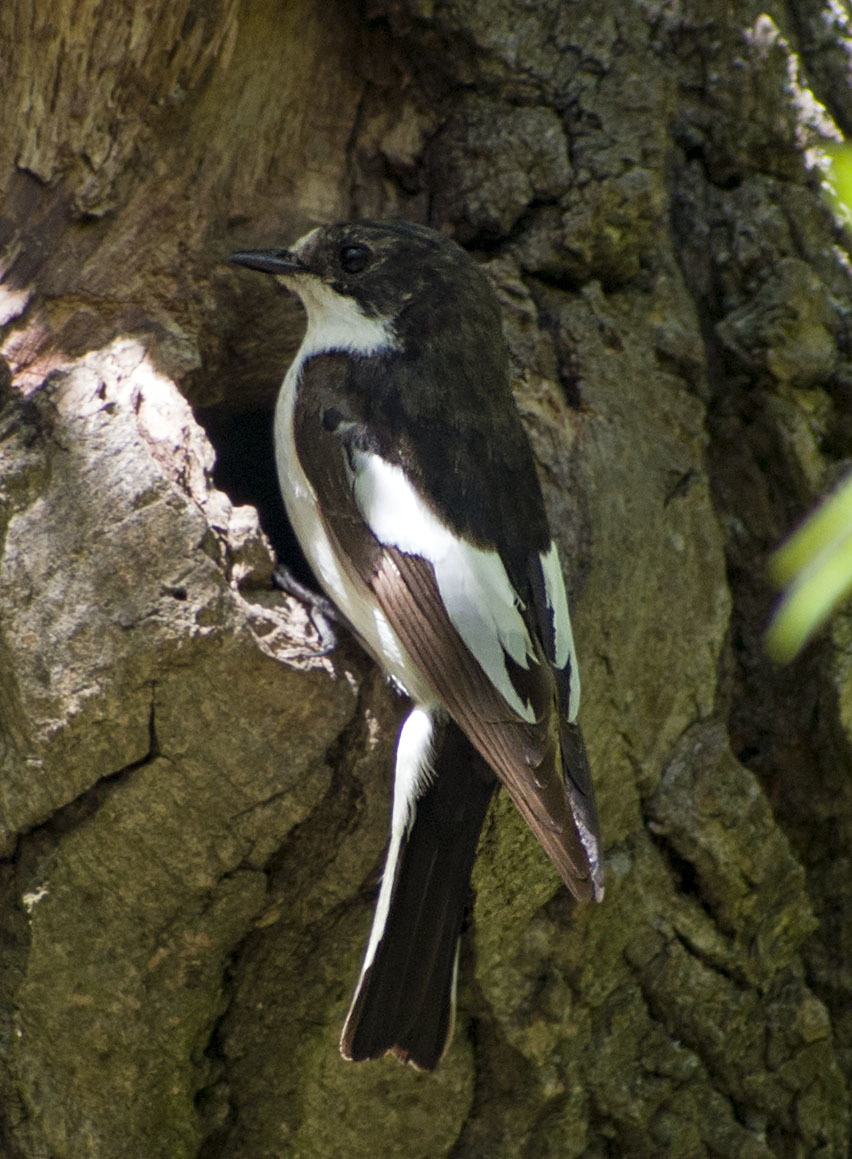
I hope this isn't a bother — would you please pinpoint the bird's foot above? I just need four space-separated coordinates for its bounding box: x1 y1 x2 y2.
273 564 339 657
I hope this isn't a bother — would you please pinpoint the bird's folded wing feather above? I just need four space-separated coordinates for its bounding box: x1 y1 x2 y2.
293 360 601 899
371 546 598 898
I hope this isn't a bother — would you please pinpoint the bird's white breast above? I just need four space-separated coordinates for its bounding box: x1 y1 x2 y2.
273 307 434 705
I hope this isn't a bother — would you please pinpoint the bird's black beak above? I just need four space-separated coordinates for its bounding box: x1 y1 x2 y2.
229 249 307 276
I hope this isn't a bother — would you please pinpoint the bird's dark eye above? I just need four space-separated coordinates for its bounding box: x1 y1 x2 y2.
339 243 371 274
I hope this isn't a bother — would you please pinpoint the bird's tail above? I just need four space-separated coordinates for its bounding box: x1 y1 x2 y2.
340 712 496 1070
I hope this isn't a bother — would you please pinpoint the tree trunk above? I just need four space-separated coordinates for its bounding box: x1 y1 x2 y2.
1 1 850 1156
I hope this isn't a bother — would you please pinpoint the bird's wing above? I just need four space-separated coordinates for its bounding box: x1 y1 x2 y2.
293 358 602 900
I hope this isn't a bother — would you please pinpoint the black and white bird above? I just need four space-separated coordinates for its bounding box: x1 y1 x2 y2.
230 220 603 1070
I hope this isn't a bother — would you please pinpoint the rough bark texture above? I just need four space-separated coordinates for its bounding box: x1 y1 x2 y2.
1 1 851 1156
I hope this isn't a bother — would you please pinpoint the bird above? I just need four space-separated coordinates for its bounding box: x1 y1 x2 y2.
230 220 603 1070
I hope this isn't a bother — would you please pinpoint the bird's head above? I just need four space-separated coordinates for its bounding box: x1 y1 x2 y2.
231 220 500 352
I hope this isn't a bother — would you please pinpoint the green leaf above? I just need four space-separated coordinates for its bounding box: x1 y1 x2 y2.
766 471 852 662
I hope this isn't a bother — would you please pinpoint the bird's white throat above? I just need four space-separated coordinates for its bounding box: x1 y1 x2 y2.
282 273 398 360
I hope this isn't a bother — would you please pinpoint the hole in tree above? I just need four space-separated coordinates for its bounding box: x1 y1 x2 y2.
195 402 315 588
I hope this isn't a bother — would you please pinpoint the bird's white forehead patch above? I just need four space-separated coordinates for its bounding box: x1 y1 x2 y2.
291 226 321 258
283 271 398 360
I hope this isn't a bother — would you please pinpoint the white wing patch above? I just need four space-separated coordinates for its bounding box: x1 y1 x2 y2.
540 540 581 721
351 451 538 723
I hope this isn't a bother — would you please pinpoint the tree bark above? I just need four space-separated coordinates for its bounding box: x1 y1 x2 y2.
1 1 850 1156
